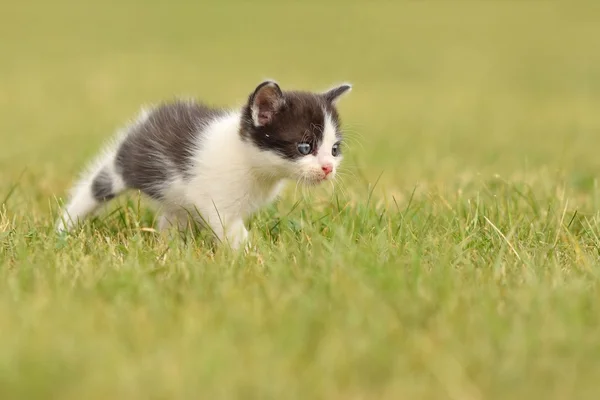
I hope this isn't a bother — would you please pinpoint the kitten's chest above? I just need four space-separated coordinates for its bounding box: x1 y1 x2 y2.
186 171 285 217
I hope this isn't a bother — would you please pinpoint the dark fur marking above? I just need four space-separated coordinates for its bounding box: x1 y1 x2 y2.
240 90 343 160
91 168 115 201
323 84 352 104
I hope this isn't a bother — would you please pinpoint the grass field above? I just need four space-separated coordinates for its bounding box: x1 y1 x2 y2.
2 1 600 399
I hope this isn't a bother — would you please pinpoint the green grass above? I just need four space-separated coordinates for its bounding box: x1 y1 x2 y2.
2 1 600 398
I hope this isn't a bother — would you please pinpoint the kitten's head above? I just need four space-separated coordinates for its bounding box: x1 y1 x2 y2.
240 80 352 184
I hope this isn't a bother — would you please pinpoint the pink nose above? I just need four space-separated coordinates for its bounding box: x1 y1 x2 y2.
321 164 333 176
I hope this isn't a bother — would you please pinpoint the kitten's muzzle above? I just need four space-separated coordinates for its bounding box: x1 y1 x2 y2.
321 163 333 177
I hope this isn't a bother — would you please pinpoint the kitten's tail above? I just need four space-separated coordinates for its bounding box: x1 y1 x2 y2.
55 146 126 233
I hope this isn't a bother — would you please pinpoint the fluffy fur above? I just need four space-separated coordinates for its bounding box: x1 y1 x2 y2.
56 80 352 249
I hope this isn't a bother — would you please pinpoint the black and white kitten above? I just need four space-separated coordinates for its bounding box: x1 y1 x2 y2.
56 80 352 249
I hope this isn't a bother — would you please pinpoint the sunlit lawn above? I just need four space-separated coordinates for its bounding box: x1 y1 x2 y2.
2 1 600 399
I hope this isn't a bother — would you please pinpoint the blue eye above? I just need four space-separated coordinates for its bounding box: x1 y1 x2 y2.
332 142 341 156
297 143 312 155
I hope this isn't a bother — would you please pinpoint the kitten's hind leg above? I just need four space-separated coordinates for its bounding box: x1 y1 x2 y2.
56 160 126 232
157 209 191 233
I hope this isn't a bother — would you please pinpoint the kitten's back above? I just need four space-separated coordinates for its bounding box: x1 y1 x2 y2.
115 100 226 199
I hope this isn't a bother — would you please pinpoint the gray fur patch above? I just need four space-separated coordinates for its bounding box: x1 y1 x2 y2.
91 168 115 201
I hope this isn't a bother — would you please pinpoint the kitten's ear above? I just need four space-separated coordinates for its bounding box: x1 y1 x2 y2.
323 83 352 105
249 80 285 127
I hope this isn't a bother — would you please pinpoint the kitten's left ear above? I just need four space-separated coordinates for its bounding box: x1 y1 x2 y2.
250 80 285 127
323 83 352 105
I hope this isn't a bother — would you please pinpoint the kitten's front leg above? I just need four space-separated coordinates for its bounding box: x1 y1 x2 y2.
207 217 248 250
193 206 248 250
223 218 249 250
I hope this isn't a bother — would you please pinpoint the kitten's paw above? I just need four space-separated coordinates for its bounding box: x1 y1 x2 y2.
55 217 73 234
55 221 66 234
223 221 249 251
243 241 259 255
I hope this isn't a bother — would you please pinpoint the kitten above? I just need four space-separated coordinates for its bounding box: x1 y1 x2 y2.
55 80 352 249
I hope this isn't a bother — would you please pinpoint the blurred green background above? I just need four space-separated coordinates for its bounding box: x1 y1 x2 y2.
3 1 600 194
2 1 600 399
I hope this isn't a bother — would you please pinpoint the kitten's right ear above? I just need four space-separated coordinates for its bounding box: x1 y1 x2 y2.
249 80 285 127
322 83 352 105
